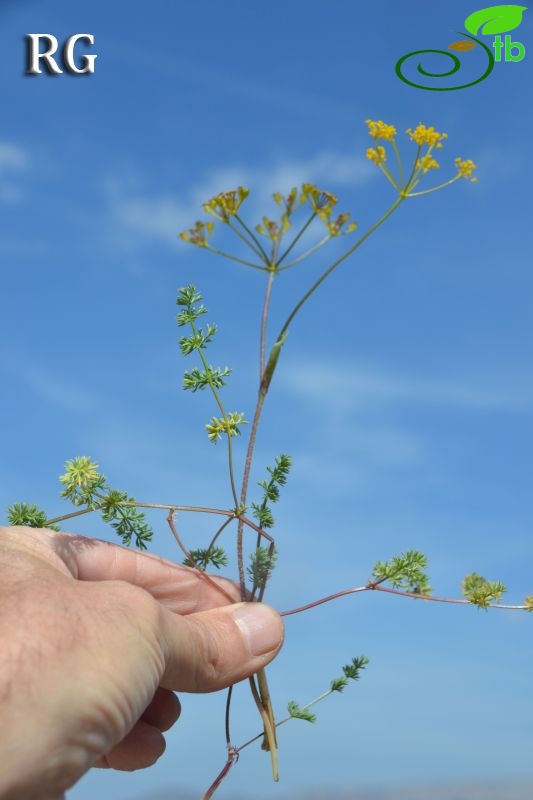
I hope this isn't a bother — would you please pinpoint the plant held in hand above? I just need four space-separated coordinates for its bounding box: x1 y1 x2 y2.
7 120 531 799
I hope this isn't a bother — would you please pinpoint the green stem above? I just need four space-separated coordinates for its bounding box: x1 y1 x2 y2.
277 234 331 272
276 213 317 267
276 195 405 342
234 213 270 264
227 219 265 261
190 319 239 508
402 144 421 194
204 515 235 555
260 271 275 378
237 687 334 754
391 139 404 188
378 162 399 191
407 175 460 197
206 245 268 272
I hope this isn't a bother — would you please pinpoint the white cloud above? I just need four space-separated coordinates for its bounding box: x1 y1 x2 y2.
104 152 374 250
0 140 29 204
271 357 533 492
3 357 97 415
0 141 28 172
282 359 533 414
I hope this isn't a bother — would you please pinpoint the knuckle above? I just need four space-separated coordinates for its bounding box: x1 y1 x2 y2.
187 618 224 692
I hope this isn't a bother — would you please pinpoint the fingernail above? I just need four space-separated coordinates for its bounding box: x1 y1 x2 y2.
233 603 283 656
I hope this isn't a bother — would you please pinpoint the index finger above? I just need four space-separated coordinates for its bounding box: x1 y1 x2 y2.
16 527 242 614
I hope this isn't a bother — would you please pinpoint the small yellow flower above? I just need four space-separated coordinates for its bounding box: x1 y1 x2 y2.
406 124 448 149
300 183 338 219
203 187 249 222
327 212 357 237
179 220 214 247
272 187 301 216
256 216 282 241
416 154 440 173
366 145 386 165
365 119 397 142
455 157 477 180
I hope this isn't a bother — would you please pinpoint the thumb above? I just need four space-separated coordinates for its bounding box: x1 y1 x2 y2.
159 601 284 692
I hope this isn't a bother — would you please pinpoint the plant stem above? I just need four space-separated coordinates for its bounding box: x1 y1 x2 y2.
378 163 399 191
201 751 239 800
166 511 236 604
227 219 265 261
46 502 233 528
237 687 334 754
236 393 266 593
277 234 330 272
235 270 275 594
406 176 460 197
225 685 233 746
391 139 404 188
279 583 530 616
206 245 267 272
204 515 236 555
276 213 317 267
276 195 404 342
248 675 279 780
234 213 270 263
190 319 239 508
260 271 276 384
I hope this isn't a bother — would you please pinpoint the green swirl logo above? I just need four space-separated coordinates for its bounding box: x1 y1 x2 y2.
396 4 527 91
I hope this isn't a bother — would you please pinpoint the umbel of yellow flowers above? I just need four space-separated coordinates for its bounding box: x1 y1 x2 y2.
365 119 477 195
179 119 478 251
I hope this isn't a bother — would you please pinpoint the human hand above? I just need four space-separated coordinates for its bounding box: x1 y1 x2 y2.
0 526 284 800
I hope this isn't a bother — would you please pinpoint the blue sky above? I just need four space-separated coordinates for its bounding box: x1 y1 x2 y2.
1 1 533 798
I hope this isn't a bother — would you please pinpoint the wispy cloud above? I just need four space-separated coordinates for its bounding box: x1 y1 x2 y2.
0 140 30 204
2 356 97 415
272 357 533 493
281 359 533 414
104 151 373 251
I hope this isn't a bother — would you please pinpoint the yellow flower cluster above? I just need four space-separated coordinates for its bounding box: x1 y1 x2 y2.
416 154 440 173
301 183 338 220
203 186 249 222
273 187 301 216
406 124 448 149
256 215 290 242
327 212 357 237
179 220 214 247
365 119 397 142
366 145 386 165
455 158 477 180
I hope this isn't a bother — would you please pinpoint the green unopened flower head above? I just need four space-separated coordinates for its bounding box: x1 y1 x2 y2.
205 411 248 443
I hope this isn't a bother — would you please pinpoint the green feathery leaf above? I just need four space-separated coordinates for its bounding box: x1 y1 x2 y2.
287 701 316 724
6 502 60 532
183 366 231 392
342 655 370 680
251 454 291 530
461 572 507 609
330 676 349 693
247 546 277 589
183 546 228 571
372 550 431 594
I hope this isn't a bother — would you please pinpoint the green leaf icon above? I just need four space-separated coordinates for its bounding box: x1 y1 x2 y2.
464 4 527 35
